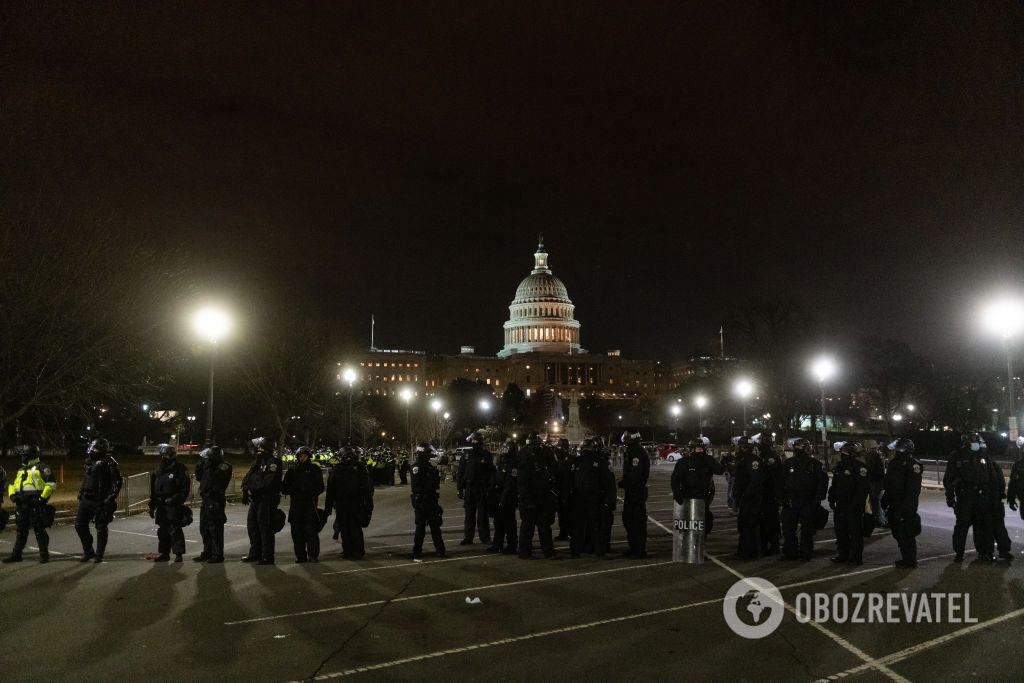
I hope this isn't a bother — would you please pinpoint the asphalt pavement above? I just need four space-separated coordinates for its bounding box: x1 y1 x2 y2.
1 463 1022 682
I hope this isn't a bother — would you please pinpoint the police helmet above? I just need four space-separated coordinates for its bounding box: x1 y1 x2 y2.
687 438 706 454
962 432 986 452
157 443 176 459
87 438 110 457
788 438 814 457
621 430 642 445
20 444 40 464
296 446 313 460
889 438 915 456
201 446 224 461
467 432 484 446
525 431 541 446
840 441 864 456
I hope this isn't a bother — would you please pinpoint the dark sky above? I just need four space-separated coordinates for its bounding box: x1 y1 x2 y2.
3 3 1022 365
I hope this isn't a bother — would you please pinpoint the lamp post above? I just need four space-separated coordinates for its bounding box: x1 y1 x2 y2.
981 297 1024 441
670 404 682 442
192 307 231 446
431 399 443 441
342 367 357 440
734 379 753 435
400 387 414 456
695 395 708 438
811 356 837 449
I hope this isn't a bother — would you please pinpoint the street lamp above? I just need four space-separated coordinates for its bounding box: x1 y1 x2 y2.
981 296 1024 440
431 399 443 441
811 356 837 448
694 395 708 437
192 306 231 445
734 379 753 435
342 367 358 440
400 387 414 455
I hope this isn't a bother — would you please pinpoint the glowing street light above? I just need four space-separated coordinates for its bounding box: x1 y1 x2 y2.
980 296 1024 440
431 399 443 413
694 395 708 437
479 399 492 413
341 367 358 440
734 379 754 435
192 306 231 445
811 356 838 448
400 388 414 454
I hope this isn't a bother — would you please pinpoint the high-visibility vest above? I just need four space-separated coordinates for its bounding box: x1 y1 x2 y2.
9 459 56 501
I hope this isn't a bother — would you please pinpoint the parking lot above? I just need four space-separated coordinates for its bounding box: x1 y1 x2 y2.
1 463 1022 682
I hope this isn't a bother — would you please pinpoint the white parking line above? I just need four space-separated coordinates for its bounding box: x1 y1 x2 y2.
108 529 200 543
227 560 675 626
815 606 1024 681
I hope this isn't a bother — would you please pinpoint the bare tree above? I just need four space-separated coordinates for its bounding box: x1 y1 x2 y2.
856 337 928 438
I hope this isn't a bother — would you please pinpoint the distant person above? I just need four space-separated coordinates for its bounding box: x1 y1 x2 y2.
619 431 650 558
325 445 373 559
410 443 446 559
944 433 998 563
1008 437 1023 522
487 439 519 554
570 438 616 558
3 445 56 564
883 438 923 568
194 446 232 563
148 444 190 563
241 436 283 565
281 446 324 563
828 441 870 566
733 437 766 559
721 445 737 512
862 440 887 527
777 438 827 561
554 438 574 541
989 450 1014 561
75 438 123 563
754 433 781 556
457 432 494 546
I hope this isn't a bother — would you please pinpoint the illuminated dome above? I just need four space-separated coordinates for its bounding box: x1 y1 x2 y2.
499 235 584 357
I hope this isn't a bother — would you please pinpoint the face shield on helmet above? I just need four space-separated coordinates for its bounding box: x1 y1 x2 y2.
296 446 312 462
87 438 110 458
21 445 39 464
888 438 914 456
157 443 176 461
963 432 986 452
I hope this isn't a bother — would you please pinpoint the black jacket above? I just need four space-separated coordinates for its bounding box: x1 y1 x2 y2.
882 454 923 518
671 452 724 503
828 456 870 508
943 448 1002 502
572 451 616 509
457 445 495 493
150 460 190 508
196 456 233 500
776 454 827 504
325 457 372 514
733 452 767 503
243 455 283 500
410 456 442 509
281 460 325 503
80 456 123 501
518 444 557 511
620 442 650 495
493 450 519 509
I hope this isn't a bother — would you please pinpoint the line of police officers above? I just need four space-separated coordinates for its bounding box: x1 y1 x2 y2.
2 431 1021 565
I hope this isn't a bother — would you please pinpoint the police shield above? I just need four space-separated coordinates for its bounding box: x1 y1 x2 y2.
673 498 706 564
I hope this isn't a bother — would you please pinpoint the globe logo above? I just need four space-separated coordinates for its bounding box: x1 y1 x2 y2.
723 577 785 639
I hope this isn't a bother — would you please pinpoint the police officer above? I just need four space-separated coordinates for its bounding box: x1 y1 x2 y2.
753 433 782 555
1008 437 1023 522
325 445 373 559
410 443 446 558
487 439 519 554
671 438 725 537
148 444 190 562
241 436 283 565
863 440 887 527
828 441 870 566
777 438 828 561
4 445 56 563
619 430 650 558
518 431 557 559
281 446 324 563
733 437 766 559
554 437 574 541
194 446 232 563
570 438 616 558
457 432 494 546
721 445 737 512
75 438 123 563
883 438 923 568
944 433 999 563
990 450 1014 561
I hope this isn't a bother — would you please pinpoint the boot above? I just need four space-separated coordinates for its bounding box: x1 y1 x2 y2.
2 554 23 563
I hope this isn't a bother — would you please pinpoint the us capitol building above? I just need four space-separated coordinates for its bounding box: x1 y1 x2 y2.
347 237 733 410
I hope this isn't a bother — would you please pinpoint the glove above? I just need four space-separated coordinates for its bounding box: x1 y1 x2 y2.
10 493 22 505
946 497 956 509
1009 501 1018 511
829 501 836 510
242 490 251 506
148 507 155 519
457 490 464 500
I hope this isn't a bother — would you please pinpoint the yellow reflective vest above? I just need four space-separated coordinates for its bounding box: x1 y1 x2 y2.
9 458 57 501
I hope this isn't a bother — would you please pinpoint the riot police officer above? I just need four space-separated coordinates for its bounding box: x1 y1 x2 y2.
944 433 999 563
457 432 494 545
241 436 283 565
883 438 923 568
733 437 766 559
518 431 557 559
194 446 232 563
777 438 827 561
410 443 446 558
487 439 519 554
619 431 650 558
325 445 373 559
828 441 870 565
671 438 725 537
75 438 123 562
990 451 1014 561
570 438 616 558
4 445 56 563
554 437 574 541
1008 437 1023 522
148 444 190 562
754 433 782 555
282 446 324 563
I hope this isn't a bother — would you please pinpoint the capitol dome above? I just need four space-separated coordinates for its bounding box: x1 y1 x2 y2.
498 236 584 357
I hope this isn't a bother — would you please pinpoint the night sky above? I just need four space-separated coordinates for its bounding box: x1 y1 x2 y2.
3 3 1022 364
